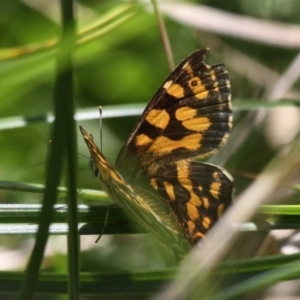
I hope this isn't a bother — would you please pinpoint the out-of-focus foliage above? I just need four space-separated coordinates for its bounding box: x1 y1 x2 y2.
1 0 300 299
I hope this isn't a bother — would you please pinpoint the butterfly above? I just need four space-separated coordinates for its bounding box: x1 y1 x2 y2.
80 48 233 256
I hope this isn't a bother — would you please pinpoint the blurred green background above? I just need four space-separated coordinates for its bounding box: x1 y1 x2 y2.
1 0 300 298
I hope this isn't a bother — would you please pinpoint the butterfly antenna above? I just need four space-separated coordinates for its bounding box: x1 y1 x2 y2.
98 106 103 152
78 152 92 161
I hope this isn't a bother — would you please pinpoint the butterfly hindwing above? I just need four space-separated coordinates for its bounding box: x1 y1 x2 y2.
149 160 233 244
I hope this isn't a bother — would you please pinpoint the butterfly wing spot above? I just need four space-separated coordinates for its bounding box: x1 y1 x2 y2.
189 78 201 87
196 90 210 100
202 196 210 209
187 220 196 235
217 204 225 218
182 61 194 74
135 133 153 147
188 77 209 96
175 107 211 132
150 178 158 190
177 163 192 188
182 116 211 132
210 181 221 199
162 181 176 201
187 221 206 241
186 195 202 220
148 133 202 155
178 164 205 221
219 132 231 148
175 106 197 121
164 80 185 98
192 232 206 241
210 73 217 82
145 109 170 130
202 216 211 230
190 80 229 101
187 201 200 221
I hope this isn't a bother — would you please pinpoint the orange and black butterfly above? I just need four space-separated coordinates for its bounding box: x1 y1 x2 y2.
80 49 233 256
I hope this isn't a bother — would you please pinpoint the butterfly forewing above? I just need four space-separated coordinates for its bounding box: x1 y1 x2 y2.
116 48 232 169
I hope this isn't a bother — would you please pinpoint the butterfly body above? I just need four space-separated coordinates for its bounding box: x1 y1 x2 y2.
80 49 233 254
80 126 191 255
